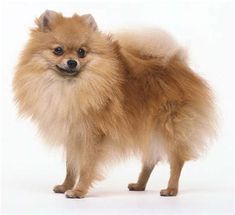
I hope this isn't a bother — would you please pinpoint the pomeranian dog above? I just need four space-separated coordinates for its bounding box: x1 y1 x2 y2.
13 10 216 198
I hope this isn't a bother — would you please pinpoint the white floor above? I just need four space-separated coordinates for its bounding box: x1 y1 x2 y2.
2 183 233 214
1 145 234 214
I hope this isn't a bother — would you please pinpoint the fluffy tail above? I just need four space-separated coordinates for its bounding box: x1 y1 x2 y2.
158 56 217 160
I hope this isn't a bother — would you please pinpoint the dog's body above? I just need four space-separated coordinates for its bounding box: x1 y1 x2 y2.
13 11 216 198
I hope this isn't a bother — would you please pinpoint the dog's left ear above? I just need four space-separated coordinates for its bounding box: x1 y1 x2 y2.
81 14 98 31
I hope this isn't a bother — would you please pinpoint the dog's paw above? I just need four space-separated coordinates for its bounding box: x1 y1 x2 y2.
65 189 86 199
53 185 69 193
160 188 178 196
128 183 145 191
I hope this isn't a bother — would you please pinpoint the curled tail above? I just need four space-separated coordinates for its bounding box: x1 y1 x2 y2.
158 56 217 160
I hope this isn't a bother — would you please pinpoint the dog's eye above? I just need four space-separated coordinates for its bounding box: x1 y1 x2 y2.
53 47 64 56
77 48 86 58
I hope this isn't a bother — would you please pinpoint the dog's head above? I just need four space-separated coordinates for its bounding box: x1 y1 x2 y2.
23 10 118 78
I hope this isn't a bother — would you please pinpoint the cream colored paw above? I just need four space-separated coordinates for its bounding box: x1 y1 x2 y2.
160 188 178 196
65 189 86 199
128 183 145 191
53 185 68 193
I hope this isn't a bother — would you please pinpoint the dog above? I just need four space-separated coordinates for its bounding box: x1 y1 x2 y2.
13 10 216 198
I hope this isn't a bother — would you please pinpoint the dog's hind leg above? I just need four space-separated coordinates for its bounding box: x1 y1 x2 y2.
128 163 155 191
160 156 184 196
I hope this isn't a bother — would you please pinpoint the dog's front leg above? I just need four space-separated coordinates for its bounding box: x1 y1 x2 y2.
65 132 103 199
53 144 78 193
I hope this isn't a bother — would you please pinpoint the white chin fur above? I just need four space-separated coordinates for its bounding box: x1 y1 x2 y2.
114 27 187 63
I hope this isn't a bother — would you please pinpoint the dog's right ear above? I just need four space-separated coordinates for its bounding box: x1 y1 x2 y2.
35 10 61 32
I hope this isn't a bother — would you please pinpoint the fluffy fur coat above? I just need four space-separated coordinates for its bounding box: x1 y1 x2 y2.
13 10 216 198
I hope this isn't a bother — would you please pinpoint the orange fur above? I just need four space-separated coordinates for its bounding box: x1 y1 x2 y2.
13 11 216 198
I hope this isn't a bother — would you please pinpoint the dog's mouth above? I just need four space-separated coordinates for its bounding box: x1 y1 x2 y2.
55 65 79 77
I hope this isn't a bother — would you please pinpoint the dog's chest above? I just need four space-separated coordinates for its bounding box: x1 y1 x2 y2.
32 78 81 144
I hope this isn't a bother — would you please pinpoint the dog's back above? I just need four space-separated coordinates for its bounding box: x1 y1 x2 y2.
115 28 216 161
114 28 187 62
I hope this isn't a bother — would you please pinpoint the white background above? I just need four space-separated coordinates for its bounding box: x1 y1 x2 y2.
0 0 234 214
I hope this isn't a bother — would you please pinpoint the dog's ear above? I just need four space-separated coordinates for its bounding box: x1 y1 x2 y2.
35 10 61 32
81 14 97 31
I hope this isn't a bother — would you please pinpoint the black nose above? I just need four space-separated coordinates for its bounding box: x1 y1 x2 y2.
67 60 77 69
